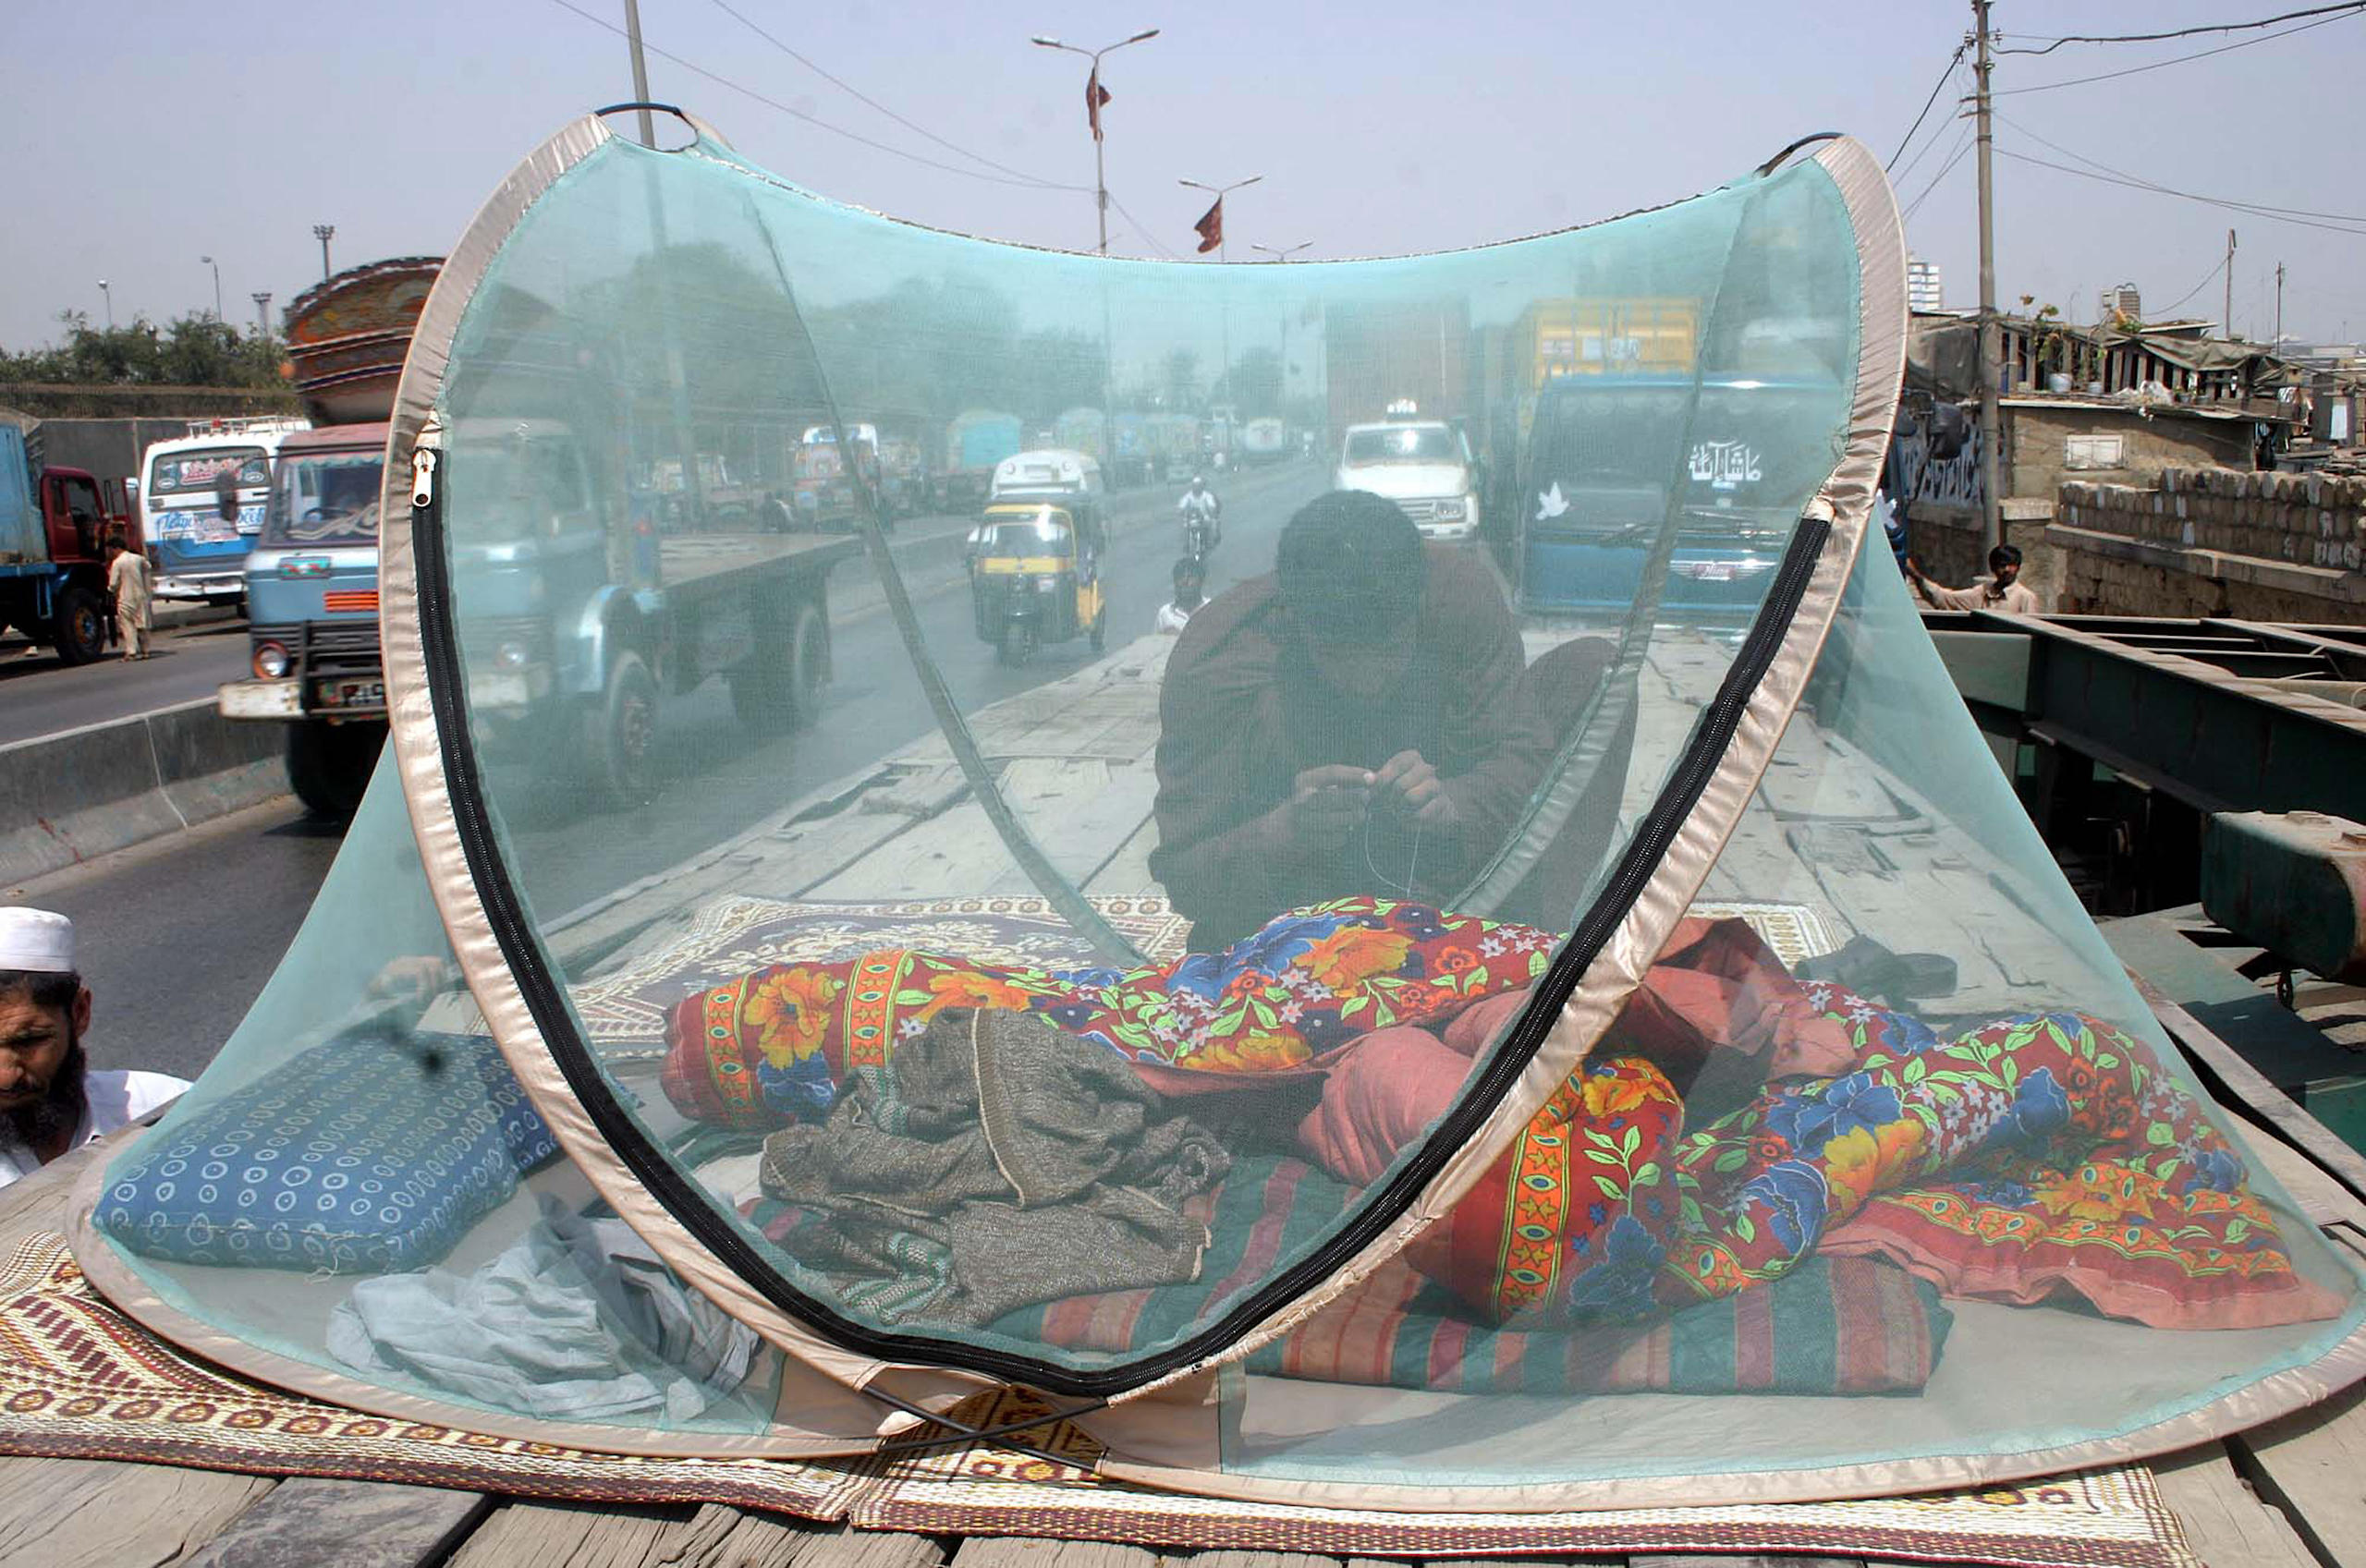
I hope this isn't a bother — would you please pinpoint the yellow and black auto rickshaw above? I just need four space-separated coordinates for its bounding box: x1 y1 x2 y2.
968 498 1106 666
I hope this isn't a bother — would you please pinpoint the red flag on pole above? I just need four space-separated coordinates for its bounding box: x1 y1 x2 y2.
1087 67 1111 141
1193 197 1224 255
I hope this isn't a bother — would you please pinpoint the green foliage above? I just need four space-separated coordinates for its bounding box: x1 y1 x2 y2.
0 310 287 389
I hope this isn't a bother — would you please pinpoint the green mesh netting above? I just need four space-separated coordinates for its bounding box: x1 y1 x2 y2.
77 114 2366 1502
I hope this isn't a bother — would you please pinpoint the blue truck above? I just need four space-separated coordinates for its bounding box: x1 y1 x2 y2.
0 419 134 665
217 259 857 820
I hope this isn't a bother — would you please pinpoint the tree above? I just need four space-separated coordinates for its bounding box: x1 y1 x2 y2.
0 310 285 389
1228 346 1283 417
1162 347 1201 409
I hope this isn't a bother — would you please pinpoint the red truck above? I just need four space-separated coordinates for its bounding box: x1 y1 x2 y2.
0 418 141 664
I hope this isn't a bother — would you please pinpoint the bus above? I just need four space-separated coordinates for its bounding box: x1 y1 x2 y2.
140 416 310 605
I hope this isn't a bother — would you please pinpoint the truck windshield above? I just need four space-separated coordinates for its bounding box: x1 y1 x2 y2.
151 446 269 495
265 452 384 546
1343 426 1457 464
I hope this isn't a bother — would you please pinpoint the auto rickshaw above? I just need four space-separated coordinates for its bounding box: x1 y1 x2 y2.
969 497 1106 667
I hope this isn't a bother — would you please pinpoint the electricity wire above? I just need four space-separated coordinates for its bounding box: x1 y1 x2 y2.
1993 8 2360 93
545 0 1091 191
1887 44 1968 169
1994 110 2366 225
1996 2 2365 55
704 0 1079 191
1994 147 2366 237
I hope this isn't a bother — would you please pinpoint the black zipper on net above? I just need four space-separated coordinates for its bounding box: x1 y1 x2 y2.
412 419 1832 1400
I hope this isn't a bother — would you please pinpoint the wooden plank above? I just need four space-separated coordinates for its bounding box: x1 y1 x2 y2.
2153 1442 2319 1568
1632 1558 1860 1568
0 1124 142 1248
949 1540 1157 1568
2133 970 2366 1208
1177 1552 1343 1568
862 765 970 820
0 1456 273 1568
2234 1114 2366 1232
982 760 1161 896
807 760 1111 901
789 1528 945 1568
444 1498 866 1568
1081 814 1162 898
2227 1376 2366 1568
177 1477 493 1568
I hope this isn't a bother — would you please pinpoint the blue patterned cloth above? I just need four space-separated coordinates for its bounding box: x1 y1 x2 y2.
97 1027 558 1274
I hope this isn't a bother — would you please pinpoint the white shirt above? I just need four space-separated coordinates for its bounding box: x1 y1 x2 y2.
0 1069 189 1188
1155 601 1201 634
1177 490 1219 519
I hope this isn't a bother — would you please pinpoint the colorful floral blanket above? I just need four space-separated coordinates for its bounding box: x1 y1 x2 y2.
664 897 2345 1334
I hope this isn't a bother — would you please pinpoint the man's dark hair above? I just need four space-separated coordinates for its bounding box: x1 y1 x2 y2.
1277 491 1424 638
0 970 79 1011
1172 557 1203 590
1989 543 2024 573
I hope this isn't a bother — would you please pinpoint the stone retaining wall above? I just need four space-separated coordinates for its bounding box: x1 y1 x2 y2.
2048 467 2366 621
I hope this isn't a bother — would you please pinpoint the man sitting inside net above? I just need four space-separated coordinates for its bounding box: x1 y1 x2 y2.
1148 490 1549 951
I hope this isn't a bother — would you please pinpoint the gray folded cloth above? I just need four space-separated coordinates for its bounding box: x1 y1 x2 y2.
760 1006 1230 1327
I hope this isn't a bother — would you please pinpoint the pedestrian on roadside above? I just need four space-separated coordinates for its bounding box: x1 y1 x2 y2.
104 537 155 660
0 908 189 1188
1155 557 1208 635
1908 544 2039 615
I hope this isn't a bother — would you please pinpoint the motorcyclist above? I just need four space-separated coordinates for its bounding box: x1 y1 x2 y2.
1177 474 1223 553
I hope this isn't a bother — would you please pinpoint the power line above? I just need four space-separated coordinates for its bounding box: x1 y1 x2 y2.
1994 147 2366 237
544 0 1090 191
2154 253 2231 318
1901 134 1974 221
1887 44 1967 169
1997 2 2364 55
1890 62 1970 184
1994 111 2366 225
1994 8 2360 93
704 0 1074 191
1105 192 1181 260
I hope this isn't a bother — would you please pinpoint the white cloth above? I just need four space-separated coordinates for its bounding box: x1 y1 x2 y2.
0 908 74 973
1155 601 1199 635
106 552 154 626
1177 489 1220 520
0 1069 189 1188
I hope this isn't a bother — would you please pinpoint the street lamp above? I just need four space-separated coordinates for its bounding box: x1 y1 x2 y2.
201 255 223 320
1030 27 1160 255
1250 241 1313 262
96 279 113 331
313 224 335 281
1177 175 1262 263
252 292 274 341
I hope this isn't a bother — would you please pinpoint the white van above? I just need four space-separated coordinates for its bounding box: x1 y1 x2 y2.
1333 419 1479 541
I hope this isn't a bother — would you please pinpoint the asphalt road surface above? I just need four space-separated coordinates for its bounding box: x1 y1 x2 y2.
16 462 1327 1082
0 614 253 746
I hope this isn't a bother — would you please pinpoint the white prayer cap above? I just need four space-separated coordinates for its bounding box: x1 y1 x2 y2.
0 908 75 975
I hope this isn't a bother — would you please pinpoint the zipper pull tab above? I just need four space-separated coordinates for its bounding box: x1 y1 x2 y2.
410 411 444 510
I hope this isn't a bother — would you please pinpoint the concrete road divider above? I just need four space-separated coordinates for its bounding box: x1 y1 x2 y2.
0 700 286 886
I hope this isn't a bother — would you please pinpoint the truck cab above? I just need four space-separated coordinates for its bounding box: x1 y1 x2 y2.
0 420 133 665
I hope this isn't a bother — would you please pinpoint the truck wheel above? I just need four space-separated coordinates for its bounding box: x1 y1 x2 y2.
287 722 382 821
997 620 1033 669
729 601 828 734
1089 603 1107 653
588 651 660 806
48 588 108 666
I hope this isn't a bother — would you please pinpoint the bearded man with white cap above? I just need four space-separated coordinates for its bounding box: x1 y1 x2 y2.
0 908 188 1186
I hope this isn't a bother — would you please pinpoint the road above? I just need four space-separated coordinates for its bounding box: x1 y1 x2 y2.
15 462 1327 1082
0 614 253 746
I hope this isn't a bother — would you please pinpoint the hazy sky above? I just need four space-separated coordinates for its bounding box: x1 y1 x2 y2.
7 1 2361 352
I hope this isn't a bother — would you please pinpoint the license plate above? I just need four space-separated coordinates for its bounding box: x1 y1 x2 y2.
316 678 384 711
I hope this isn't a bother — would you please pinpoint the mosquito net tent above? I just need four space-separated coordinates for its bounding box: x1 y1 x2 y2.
70 109 2366 1509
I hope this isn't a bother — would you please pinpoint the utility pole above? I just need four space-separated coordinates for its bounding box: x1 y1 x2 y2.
2275 262 2286 349
97 280 113 332
201 256 223 321
1970 0 2003 556
2223 229 2238 340
622 0 656 148
1031 29 1161 254
252 292 274 341
313 225 335 282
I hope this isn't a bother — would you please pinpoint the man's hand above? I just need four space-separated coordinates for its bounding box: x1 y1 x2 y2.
1268 764 1372 852
1374 749 1462 829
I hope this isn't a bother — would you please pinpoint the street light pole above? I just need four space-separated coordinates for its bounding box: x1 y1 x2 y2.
1031 29 1160 255
1970 0 2003 556
1177 175 1262 264
622 0 657 148
1250 242 1312 262
313 225 335 282
201 255 223 321
97 280 113 331
252 292 274 341
1179 176 1261 445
